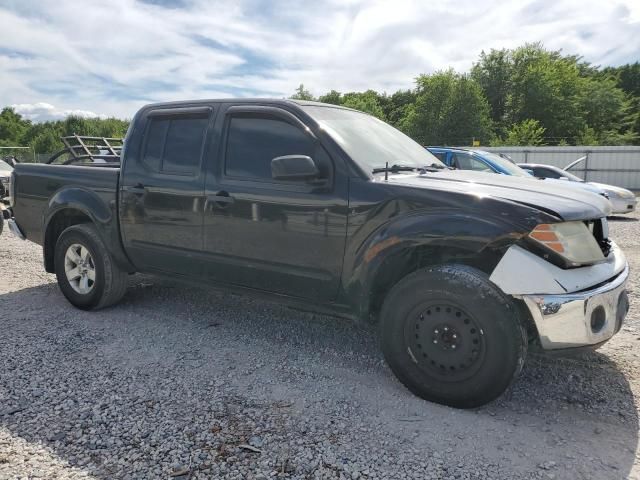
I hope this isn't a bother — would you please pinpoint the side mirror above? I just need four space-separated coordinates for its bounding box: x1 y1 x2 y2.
271 155 320 181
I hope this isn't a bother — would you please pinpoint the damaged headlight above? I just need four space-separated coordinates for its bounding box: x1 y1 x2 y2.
528 221 605 266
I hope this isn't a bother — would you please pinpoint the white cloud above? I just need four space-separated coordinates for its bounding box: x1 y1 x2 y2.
11 102 104 121
0 0 638 121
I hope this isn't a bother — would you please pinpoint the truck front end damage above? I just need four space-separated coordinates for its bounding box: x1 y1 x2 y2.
490 218 629 350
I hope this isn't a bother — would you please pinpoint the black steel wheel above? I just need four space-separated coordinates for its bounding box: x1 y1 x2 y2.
406 302 486 383
380 265 527 408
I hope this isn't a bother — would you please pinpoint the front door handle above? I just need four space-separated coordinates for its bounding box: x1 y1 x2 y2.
207 191 235 209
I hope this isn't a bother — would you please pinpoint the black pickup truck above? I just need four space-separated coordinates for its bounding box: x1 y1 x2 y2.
7 99 629 408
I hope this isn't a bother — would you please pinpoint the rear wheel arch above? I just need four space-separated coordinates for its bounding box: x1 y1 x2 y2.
44 208 93 273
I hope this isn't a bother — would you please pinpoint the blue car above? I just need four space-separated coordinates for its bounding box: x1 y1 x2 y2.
426 147 530 176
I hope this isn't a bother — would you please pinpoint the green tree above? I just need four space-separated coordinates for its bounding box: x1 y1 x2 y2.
575 126 599 146
30 129 61 154
503 119 546 145
506 43 585 142
471 48 512 131
602 62 640 97
341 90 386 119
318 90 343 105
578 77 630 142
600 63 640 144
290 84 315 101
402 70 493 145
382 89 417 128
63 115 93 136
0 107 30 146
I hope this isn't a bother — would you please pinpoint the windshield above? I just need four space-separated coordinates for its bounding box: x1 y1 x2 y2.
0 160 12 172
475 151 531 177
557 168 584 182
302 106 445 172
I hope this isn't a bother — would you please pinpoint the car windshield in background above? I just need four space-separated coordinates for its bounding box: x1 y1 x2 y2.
0 160 12 172
302 106 445 173
559 168 584 182
476 151 531 177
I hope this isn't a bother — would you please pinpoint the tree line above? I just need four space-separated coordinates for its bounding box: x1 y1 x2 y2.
292 43 640 147
1 43 638 159
0 110 129 160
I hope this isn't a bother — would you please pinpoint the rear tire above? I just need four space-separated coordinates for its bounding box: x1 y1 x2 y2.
54 224 128 310
379 265 527 408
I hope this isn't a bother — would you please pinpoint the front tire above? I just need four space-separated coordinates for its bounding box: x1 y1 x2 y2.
380 265 527 408
54 224 128 310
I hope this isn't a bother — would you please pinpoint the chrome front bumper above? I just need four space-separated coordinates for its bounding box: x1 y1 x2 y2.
610 196 637 214
522 264 630 350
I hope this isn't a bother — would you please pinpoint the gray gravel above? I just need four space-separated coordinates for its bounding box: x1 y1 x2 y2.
1 213 639 479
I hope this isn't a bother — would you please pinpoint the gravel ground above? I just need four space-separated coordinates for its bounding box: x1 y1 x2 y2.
1 213 639 480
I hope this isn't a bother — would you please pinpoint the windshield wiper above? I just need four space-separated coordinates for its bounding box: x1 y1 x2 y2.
372 164 418 174
372 162 450 180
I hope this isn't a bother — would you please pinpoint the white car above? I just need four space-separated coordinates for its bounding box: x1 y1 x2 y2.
520 160 637 214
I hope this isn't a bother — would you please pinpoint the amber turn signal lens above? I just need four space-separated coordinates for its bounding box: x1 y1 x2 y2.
529 224 565 253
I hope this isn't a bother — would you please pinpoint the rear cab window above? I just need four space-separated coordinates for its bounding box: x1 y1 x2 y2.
142 109 211 176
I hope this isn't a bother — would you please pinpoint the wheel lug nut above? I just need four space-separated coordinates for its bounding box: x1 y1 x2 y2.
433 340 438 344
434 329 439 334
452 334 457 339
444 327 448 331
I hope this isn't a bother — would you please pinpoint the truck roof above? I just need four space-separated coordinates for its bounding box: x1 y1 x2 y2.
141 98 354 111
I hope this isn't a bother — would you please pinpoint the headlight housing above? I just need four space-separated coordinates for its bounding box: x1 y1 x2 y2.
528 221 605 266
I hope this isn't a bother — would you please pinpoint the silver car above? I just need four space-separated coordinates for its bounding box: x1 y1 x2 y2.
519 161 637 214
0 159 13 236
0 159 12 200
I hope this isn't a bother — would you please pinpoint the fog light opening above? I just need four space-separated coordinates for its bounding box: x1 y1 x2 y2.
590 306 606 333
616 291 629 331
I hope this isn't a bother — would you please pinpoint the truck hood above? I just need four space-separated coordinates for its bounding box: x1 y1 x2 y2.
381 170 612 220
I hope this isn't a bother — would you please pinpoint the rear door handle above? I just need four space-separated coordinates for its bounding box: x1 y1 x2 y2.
206 191 235 209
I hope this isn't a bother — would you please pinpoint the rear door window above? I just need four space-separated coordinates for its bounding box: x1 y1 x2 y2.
142 112 210 175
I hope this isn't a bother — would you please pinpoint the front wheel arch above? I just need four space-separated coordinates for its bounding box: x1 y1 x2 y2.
366 245 505 322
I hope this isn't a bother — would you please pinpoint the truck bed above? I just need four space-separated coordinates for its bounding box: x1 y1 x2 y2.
11 163 120 246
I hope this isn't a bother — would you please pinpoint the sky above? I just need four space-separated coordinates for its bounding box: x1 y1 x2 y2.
1 0 639 121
